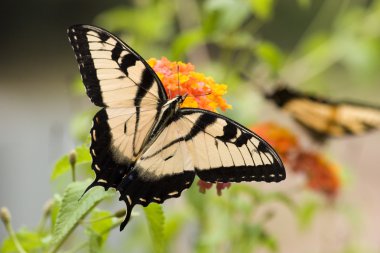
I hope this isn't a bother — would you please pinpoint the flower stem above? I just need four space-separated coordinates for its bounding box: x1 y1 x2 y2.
1 208 27 253
69 150 77 182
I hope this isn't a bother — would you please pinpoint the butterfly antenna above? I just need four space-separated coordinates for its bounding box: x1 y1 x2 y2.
177 64 180 96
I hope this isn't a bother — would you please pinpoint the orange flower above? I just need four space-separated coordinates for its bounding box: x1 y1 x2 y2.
251 122 300 163
251 122 342 198
148 57 231 112
149 57 232 195
293 152 341 198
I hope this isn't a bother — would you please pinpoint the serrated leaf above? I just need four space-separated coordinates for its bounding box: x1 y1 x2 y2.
1 228 45 253
144 203 165 253
51 155 70 181
50 180 114 251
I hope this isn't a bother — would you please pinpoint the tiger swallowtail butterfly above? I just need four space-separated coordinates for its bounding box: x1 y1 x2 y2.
67 25 286 230
266 86 380 142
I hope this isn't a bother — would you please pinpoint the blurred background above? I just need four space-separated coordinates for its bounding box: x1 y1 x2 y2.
1 0 380 252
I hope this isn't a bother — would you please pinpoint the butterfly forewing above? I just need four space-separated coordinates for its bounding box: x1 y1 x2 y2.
67 25 167 107
68 24 168 190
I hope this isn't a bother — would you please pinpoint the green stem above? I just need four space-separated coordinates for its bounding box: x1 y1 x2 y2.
4 222 27 253
71 163 76 182
37 215 47 234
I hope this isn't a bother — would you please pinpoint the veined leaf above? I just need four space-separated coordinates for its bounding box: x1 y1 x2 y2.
50 180 114 251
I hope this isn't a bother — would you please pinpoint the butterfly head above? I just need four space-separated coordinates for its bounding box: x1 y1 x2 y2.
174 93 188 110
164 93 188 111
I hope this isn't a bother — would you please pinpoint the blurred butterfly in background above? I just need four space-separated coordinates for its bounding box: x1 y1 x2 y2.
67 25 286 230
265 86 380 142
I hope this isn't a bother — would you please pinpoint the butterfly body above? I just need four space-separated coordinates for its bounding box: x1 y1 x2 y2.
68 25 285 230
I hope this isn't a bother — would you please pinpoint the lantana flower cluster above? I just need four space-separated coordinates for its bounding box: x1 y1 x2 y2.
251 122 342 198
148 57 231 112
148 57 231 195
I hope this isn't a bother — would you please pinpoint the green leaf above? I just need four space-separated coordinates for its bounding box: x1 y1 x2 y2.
1 228 45 253
74 144 92 165
95 2 174 43
144 203 165 253
255 41 284 73
204 0 251 33
50 180 114 252
88 209 113 244
50 144 92 181
249 0 275 20
87 230 102 253
172 28 204 59
51 155 70 181
51 194 63 230
297 0 311 9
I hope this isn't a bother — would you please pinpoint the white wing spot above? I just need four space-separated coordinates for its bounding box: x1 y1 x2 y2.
168 191 179 196
127 195 132 205
92 130 97 141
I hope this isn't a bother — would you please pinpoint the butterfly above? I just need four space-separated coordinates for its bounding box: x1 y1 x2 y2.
265 86 380 142
67 24 286 230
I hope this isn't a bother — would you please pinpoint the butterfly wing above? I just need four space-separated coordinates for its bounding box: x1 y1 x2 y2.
67 25 168 189
117 119 196 230
179 108 286 183
117 108 286 229
266 87 380 141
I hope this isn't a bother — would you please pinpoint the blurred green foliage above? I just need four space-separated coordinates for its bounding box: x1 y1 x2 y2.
2 0 380 252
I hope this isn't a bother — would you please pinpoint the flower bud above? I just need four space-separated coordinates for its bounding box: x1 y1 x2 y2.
114 209 126 218
69 150 76 168
0 207 11 225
